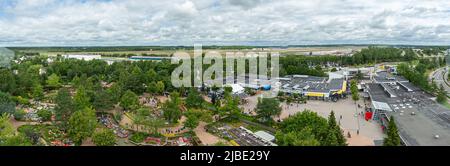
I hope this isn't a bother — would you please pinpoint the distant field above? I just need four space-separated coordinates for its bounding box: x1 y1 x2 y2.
9 46 367 57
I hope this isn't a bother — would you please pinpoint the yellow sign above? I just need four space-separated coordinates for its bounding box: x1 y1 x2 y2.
306 92 325 97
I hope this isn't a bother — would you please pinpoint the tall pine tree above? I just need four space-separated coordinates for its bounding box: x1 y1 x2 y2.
54 88 75 130
383 116 402 146
327 111 347 146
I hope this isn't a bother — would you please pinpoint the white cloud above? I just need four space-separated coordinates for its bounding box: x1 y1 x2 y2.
0 0 450 46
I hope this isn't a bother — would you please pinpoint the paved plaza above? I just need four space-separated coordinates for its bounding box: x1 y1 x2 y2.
241 95 385 145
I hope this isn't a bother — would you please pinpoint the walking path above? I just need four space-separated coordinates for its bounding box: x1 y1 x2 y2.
10 118 52 129
194 122 227 146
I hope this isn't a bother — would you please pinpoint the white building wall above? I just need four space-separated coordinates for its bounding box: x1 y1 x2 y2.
64 54 101 61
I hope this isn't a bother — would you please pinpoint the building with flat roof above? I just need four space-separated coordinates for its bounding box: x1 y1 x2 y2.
365 76 450 146
279 75 347 101
63 54 101 61
373 71 408 84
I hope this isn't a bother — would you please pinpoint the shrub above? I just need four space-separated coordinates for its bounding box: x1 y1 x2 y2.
129 132 149 143
14 109 26 121
92 128 117 146
37 109 52 121
15 96 30 105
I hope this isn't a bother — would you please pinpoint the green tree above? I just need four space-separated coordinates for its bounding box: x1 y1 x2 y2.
143 118 165 134
93 90 115 112
54 88 75 129
71 75 81 88
156 81 165 95
0 69 16 94
46 73 61 89
256 98 281 123
0 114 32 146
145 69 157 84
276 110 344 146
186 88 204 109
185 109 213 123
92 128 117 146
32 83 44 101
136 107 151 117
130 66 146 94
147 81 158 94
350 80 359 102
108 83 123 104
383 116 402 146
0 91 15 115
120 90 140 111
132 113 146 131
217 90 241 120
37 109 52 121
326 111 347 146
15 64 40 97
162 92 182 123
13 109 26 121
74 87 91 110
184 115 199 130
67 107 98 145
436 85 447 104
276 128 320 146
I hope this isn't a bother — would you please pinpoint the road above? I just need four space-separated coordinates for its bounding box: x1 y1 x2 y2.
430 66 450 95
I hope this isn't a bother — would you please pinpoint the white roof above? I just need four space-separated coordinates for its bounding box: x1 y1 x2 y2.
328 72 345 79
255 131 275 142
372 101 392 112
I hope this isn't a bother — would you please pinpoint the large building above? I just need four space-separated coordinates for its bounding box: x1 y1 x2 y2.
279 75 347 101
365 72 450 146
63 54 101 61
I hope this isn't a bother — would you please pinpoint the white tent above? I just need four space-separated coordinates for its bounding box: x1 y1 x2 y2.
255 131 275 142
229 84 245 94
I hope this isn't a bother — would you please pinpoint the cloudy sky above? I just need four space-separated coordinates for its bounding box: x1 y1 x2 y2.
0 0 450 46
